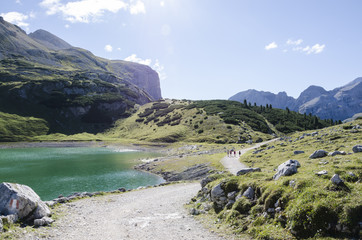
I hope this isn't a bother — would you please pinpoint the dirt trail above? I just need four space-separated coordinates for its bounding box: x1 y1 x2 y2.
221 139 278 175
24 183 227 240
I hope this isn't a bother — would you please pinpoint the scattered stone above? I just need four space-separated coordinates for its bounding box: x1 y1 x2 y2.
34 217 54 227
331 174 343 185
352 145 362 153
316 170 328 176
200 176 213 188
227 191 237 200
44 201 56 207
242 187 254 200
118 188 126 192
319 161 329 165
309 150 328 159
236 168 261 176
190 208 199 216
347 172 356 177
328 151 346 156
294 150 305 155
210 183 227 209
289 180 296 187
273 160 301 180
267 208 275 213
0 218 2 232
275 207 282 213
0 182 51 222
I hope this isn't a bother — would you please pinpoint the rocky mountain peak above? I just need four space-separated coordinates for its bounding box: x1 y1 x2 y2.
29 29 72 50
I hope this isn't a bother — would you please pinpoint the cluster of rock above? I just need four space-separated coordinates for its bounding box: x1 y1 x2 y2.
0 182 52 230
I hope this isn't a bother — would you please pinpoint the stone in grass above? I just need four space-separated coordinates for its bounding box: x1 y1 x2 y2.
294 150 305 155
34 217 54 227
0 182 51 222
273 160 301 180
0 218 2 232
242 187 254 200
331 174 343 185
352 145 362 153
316 170 328 176
328 151 346 156
236 168 261 176
309 150 328 159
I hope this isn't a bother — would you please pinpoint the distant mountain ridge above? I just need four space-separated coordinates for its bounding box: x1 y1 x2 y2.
0 17 161 134
229 78 362 121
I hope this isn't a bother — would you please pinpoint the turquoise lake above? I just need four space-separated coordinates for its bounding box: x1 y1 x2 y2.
0 147 164 200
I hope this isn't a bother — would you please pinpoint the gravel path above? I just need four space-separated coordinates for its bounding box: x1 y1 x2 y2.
221 139 278 175
26 183 226 240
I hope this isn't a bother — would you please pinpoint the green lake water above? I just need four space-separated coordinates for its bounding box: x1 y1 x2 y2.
0 147 164 200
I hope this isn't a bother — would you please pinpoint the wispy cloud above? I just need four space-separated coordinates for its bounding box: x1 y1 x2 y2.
286 39 303 46
265 42 278 50
125 54 166 80
129 0 145 15
104 44 113 52
39 0 145 23
301 44 325 54
0 11 34 28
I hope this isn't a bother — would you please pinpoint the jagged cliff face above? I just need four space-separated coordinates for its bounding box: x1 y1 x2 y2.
229 78 362 121
0 17 161 133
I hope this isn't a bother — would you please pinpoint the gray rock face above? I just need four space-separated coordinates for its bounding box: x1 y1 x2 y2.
328 151 346 156
236 168 261 176
352 145 362 153
242 187 254 200
229 78 362 121
210 183 227 209
273 160 301 180
309 150 328 159
0 182 51 222
331 174 343 185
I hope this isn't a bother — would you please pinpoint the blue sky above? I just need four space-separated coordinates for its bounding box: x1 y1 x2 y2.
2 0 362 100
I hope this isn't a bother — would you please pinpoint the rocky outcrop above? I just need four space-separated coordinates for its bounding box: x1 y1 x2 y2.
229 78 362 121
0 182 51 223
273 160 301 180
309 150 328 159
0 18 162 134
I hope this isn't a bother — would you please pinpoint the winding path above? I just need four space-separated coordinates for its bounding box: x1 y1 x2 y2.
221 139 278 175
26 183 227 240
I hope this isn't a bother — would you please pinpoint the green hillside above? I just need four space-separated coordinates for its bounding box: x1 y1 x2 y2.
106 99 334 144
189 119 362 239
0 111 48 142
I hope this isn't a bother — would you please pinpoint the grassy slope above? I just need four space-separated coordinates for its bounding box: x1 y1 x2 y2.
105 99 272 144
0 111 49 141
190 119 362 239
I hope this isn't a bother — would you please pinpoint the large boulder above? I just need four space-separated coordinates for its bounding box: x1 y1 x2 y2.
210 183 227 210
352 145 362 153
0 182 51 222
309 150 328 159
273 160 301 180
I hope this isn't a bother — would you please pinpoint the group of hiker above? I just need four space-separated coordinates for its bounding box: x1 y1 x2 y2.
227 150 241 157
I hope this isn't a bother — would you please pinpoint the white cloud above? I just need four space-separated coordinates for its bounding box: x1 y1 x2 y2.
0 11 33 27
15 0 22 4
286 39 303 46
117 47 121 51
65 24 70 28
125 54 166 80
104 44 113 52
302 44 325 54
265 42 278 50
160 1 165 7
125 54 151 65
40 0 145 23
130 0 146 14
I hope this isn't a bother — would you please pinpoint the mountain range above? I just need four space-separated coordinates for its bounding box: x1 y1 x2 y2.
0 17 161 134
229 78 362 121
